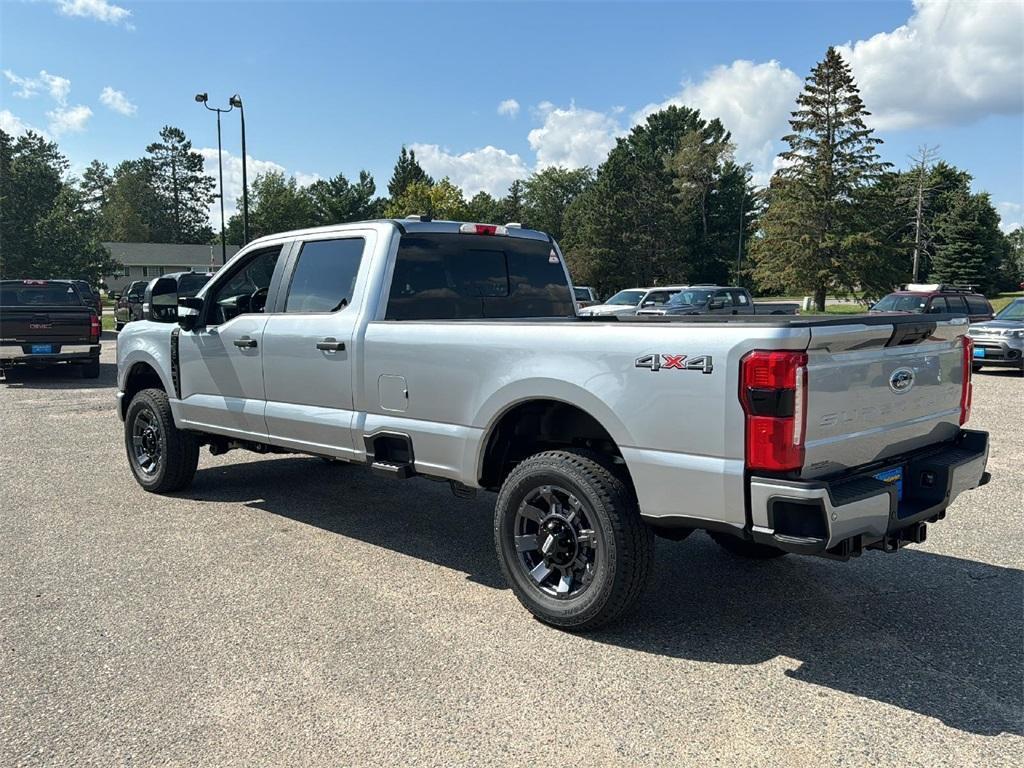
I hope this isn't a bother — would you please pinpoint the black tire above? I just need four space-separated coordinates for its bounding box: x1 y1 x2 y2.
494 449 653 631
124 387 199 493
972 363 982 373
81 356 100 379
707 530 788 559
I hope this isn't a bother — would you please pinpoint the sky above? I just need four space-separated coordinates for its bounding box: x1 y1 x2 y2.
1 0 1022 231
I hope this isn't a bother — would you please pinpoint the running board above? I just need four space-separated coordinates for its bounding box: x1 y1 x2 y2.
370 460 414 479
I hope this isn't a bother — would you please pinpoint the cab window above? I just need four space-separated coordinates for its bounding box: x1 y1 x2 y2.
284 238 365 313
206 246 283 324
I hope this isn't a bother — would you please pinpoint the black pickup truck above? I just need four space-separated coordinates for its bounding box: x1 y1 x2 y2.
0 279 102 378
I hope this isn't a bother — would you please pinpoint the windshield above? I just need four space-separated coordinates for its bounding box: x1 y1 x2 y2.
995 299 1024 321
667 289 712 306
871 294 928 313
605 290 645 306
177 273 211 298
0 280 83 307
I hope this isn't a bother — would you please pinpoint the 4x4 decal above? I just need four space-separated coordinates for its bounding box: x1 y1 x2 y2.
635 354 713 374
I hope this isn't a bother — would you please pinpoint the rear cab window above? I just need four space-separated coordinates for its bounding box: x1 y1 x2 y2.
0 281 83 307
385 233 573 320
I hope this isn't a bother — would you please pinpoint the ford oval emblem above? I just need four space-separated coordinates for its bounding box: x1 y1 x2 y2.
889 367 915 393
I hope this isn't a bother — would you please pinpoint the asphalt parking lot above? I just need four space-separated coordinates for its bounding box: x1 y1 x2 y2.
1 336 1021 767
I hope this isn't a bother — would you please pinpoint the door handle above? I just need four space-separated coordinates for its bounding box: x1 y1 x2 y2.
316 337 345 352
233 336 258 349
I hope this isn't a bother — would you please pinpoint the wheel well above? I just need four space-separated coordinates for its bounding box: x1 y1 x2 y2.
479 399 628 490
121 362 164 419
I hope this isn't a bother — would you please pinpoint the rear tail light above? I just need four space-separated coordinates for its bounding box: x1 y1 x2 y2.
739 350 808 472
459 223 508 236
90 312 101 343
960 335 973 426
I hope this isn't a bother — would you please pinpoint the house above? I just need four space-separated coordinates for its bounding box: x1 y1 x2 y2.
101 242 240 293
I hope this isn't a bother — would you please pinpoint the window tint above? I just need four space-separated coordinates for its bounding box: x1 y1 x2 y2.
730 290 749 305
965 295 989 315
927 298 948 313
386 234 573 320
713 291 733 307
645 290 676 306
208 246 282 324
0 281 83 307
285 238 365 313
945 295 969 315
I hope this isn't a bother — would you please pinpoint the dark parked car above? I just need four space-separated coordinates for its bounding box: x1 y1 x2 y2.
114 280 147 330
0 279 101 377
870 284 994 323
636 286 799 316
69 280 102 317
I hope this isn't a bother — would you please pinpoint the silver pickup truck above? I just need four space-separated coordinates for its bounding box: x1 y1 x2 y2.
116 219 991 630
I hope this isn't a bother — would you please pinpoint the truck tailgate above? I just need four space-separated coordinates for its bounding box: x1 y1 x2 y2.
0 308 94 345
802 317 968 478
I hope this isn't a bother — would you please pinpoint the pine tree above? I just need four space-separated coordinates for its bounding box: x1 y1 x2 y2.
145 125 215 243
387 146 432 199
752 47 888 309
932 191 1004 294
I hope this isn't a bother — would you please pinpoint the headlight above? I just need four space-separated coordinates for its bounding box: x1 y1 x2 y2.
1008 329 1024 339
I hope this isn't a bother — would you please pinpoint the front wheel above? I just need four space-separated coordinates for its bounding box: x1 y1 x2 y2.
124 387 199 493
494 450 653 631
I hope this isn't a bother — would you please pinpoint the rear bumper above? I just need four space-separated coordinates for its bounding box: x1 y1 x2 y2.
748 429 990 557
971 338 1023 367
0 343 100 365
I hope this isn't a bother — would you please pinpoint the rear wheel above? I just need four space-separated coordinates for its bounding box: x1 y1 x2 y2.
708 530 788 559
124 387 199 493
494 449 653 631
972 363 983 372
81 356 100 379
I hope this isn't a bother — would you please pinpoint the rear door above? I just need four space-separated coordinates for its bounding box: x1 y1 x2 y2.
801 317 968 478
261 232 373 458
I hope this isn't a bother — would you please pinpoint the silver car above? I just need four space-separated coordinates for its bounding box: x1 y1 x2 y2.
968 298 1024 373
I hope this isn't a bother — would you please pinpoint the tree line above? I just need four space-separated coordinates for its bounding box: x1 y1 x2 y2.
1 47 1020 302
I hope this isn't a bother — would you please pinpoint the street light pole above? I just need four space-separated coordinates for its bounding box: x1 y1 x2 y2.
195 92 234 264
230 94 249 245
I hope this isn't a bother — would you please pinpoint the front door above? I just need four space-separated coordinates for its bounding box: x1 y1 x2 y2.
261 233 372 459
176 244 288 440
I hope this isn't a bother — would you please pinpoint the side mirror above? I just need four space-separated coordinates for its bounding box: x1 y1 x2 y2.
178 296 204 331
144 277 180 322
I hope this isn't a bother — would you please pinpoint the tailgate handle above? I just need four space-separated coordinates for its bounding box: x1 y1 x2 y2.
316 338 345 352
887 322 935 347
233 336 257 349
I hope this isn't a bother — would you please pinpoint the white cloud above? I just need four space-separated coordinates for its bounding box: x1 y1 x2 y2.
3 69 72 105
199 148 326 223
410 142 530 197
55 0 133 27
497 98 520 118
3 70 39 99
634 60 802 185
527 102 623 170
99 86 137 116
0 110 46 137
47 105 92 136
998 201 1022 234
837 0 1024 130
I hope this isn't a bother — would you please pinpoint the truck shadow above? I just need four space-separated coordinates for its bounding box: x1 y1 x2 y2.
189 456 1022 737
0 362 117 389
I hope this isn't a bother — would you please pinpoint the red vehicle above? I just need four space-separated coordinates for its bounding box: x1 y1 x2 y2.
870 284 994 323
